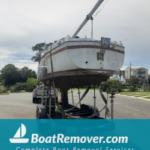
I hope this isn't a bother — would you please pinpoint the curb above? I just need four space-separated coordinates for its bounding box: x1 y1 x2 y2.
116 94 150 102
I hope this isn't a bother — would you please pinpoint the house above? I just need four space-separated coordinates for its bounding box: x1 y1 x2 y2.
125 66 148 85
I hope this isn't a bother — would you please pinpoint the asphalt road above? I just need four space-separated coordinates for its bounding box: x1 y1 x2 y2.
68 90 150 119
0 91 150 119
0 93 36 119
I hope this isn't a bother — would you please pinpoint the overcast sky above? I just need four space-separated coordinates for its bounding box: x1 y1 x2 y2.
0 0 150 73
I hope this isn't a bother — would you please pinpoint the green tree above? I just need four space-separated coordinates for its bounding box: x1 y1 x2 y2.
14 83 26 91
102 80 115 93
129 75 139 92
102 80 123 93
0 74 2 81
1 64 22 87
102 80 114 92
0 74 2 85
25 78 37 92
31 43 45 62
130 75 139 85
1 64 37 87
20 67 37 82
113 80 123 92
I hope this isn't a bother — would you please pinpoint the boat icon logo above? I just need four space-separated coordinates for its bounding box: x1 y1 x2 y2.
9 124 29 143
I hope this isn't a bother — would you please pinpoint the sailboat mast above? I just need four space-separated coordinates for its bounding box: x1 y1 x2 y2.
72 0 104 38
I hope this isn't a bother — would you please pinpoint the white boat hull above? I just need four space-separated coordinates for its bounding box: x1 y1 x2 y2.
38 39 125 88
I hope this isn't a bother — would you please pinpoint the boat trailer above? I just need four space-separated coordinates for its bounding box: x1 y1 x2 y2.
36 85 115 119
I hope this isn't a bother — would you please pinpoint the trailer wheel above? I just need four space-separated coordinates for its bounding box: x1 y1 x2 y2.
38 98 41 104
36 107 47 119
33 98 36 103
36 108 47 133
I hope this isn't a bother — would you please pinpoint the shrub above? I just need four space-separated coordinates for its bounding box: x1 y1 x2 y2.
14 83 26 92
0 86 7 93
102 80 123 93
102 81 114 92
106 87 116 94
129 85 138 92
113 80 123 93
10 86 15 93
25 78 37 92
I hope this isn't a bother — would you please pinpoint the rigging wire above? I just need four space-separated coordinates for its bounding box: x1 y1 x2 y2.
82 0 109 38
82 22 88 37
82 24 86 37
85 22 89 37
69 28 78 36
121 39 128 42
94 0 108 17
70 0 108 38
85 21 91 37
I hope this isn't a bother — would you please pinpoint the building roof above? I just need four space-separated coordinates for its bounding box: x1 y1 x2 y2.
131 66 147 69
125 66 147 70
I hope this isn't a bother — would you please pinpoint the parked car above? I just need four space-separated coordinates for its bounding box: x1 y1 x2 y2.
32 82 58 103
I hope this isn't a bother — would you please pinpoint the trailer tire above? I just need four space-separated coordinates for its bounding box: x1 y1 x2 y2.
33 98 36 103
36 110 46 133
38 98 41 104
37 110 46 119
36 106 47 119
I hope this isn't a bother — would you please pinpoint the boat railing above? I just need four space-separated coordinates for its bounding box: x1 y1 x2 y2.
42 36 125 57
41 38 124 58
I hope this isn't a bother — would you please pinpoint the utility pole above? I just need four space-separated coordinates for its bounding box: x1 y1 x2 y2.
130 62 131 84
91 17 93 40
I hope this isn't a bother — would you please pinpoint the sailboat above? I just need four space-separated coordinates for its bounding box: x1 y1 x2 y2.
9 124 29 143
37 0 125 89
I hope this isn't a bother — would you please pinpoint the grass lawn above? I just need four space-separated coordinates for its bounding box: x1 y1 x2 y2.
144 97 150 99
118 92 150 98
0 93 9 95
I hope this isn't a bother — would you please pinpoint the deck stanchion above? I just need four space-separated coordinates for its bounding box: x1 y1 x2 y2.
110 93 115 119
49 86 51 118
93 85 96 115
45 87 48 106
71 89 74 106
105 93 108 119
41 83 44 104
61 88 69 109
78 88 81 108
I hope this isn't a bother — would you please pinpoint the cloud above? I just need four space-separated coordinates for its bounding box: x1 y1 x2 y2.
120 66 128 70
0 46 37 71
18 60 33 63
0 48 17 64
13 62 38 72
0 0 150 74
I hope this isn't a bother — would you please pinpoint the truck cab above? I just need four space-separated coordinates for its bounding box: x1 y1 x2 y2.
32 82 58 103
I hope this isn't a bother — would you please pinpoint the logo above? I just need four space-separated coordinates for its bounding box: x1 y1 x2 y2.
9 124 29 143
